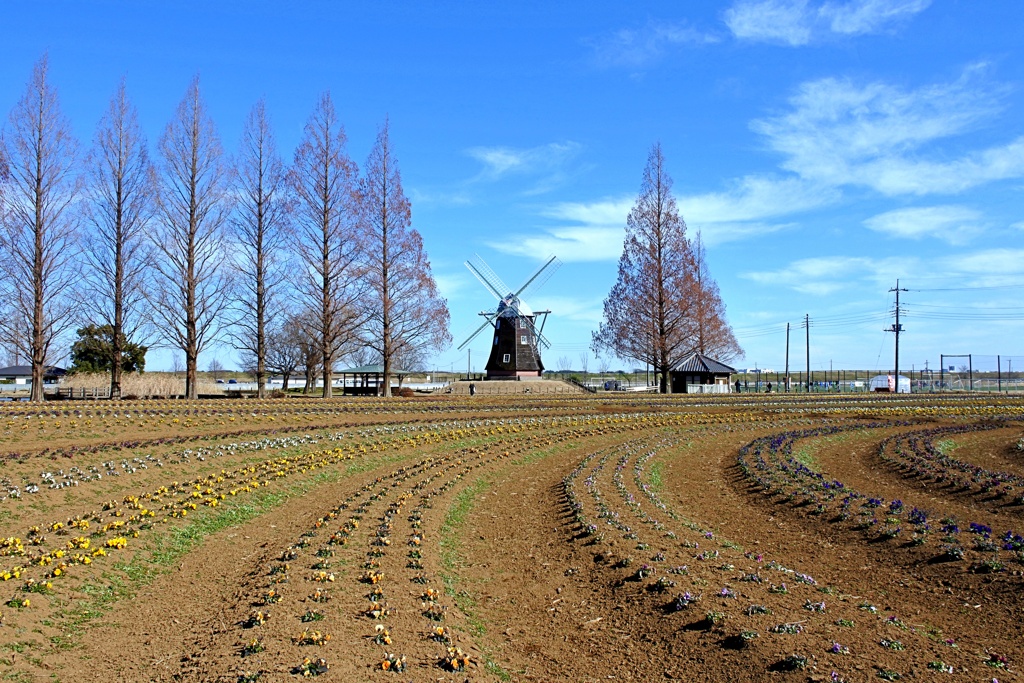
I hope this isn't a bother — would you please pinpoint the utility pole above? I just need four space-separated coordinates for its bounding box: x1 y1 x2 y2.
887 279 908 392
785 323 790 393
804 314 810 392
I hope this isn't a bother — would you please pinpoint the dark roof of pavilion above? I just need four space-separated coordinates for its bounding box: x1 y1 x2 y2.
669 352 736 375
337 364 413 375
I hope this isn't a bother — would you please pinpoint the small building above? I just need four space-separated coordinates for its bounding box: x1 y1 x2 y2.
669 353 736 394
869 374 911 394
0 365 67 385
336 364 414 396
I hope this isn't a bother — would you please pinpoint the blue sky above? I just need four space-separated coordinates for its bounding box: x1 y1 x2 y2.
3 1 1023 375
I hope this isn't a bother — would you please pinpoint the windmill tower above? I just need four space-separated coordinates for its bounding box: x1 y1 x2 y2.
459 255 561 379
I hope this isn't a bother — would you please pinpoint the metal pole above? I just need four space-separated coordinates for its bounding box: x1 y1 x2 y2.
805 314 810 392
998 355 1002 392
785 322 790 392
969 354 973 391
940 355 944 393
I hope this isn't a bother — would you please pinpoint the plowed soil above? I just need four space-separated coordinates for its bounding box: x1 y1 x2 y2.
1 394 1022 682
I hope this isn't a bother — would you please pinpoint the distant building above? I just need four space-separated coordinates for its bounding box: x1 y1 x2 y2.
868 374 911 394
669 353 736 394
0 365 67 385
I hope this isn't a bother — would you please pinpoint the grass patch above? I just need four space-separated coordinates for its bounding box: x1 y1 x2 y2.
439 442 569 678
648 460 664 492
793 446 817 469
935 439 958 455
49 455 413 647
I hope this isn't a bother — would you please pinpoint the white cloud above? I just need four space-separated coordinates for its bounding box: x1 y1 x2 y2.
466 142 582 181
487 226 624 263
520 175 832 259
588 20 719 68
752 67 1024 196
683 175 838 223
725 0 930 46
537 295 604 325
940 248 1024 277
863 205 983 244
742 255 912 294
408 187 472 206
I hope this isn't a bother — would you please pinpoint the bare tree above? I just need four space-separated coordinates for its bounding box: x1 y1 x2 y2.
207 357 224 381
289 93 363 398
359 119 450 397
299 324 320 395
82 79 154 399
230 99 288 398
578 352 589 377
691 230 742 363
0 57 82 402
263 317 304 391
596 355 611 378
149 76 232 400
557 355 572 378
592 143 696 393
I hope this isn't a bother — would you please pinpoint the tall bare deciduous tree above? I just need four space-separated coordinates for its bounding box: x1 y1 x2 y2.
359 119 450 397
290 93 363 398
690 230 742 363
150 76 232 400
0 57 81 402
592 143 697 394
231 100 288 398
83 79 154 399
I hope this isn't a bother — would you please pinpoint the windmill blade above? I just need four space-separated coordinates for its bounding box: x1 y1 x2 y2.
457 316 495 351
465 255 513 300
522 314 552 349
514 255 561 300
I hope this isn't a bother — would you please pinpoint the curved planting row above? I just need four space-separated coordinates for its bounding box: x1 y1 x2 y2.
736 422 1024 572
0 413 627 633
878 419 1024 505
563 431 989 680
225 429 579 678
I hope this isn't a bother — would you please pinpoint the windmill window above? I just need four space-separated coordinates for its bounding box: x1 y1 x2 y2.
521 335 528 344
519 319 525 329
503 353 510 363
493 335 499 346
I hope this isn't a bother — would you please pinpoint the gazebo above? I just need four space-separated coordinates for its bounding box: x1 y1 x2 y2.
336 364 413 396
669 353 736 394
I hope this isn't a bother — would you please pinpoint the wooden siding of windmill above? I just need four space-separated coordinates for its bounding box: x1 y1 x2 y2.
458 254 560 381
485 314 543 378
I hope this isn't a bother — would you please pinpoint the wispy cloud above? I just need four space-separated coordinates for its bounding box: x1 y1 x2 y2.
587 20 719 68
498 173 834 261
752 65 1024 196
725 0 930 46
684 176 831 222
407 187 472 207
743 246 1024 297
864 205 982 244
487 226 625 263
939 248 1024 278
466 142 581 180
742 255 912 295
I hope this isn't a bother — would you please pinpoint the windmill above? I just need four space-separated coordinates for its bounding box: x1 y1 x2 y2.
458 254 561 379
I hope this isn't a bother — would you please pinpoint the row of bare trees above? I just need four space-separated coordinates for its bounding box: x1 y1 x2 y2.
592 143 741 393
0 57 450 401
